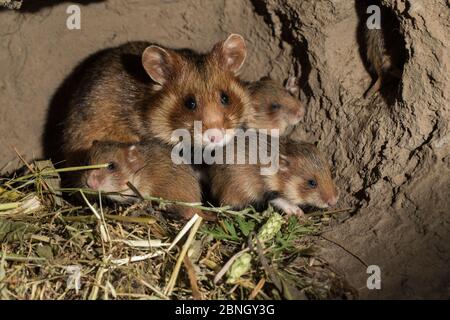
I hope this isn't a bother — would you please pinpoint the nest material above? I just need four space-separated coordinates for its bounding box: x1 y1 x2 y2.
0 159 356 300
0 0 22 10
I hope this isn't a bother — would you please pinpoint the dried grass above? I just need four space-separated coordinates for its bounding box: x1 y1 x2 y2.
0 159 356 300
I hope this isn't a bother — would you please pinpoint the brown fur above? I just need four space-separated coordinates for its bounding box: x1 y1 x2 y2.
267 141 338 208
208 136 338 212
148 53 251 145
364 9 404 98
83 139 213 220
209 163 266 208
245 78 304 135
62 36 251 167
62 42 150 162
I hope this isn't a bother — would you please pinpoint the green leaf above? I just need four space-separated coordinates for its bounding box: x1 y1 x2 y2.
36 245 54 260
0 219 39 242
236 216 255 237
223 220 238 239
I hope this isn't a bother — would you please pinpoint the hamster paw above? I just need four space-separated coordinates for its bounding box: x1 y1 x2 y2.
285 205 304 217
270 197 304 216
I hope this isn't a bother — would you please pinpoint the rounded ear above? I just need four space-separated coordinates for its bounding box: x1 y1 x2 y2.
90 140 101 150
142 45 174 86
125 145 144 171
214 34 247 74
285 76 299 96
126 145 139 162
279 154 290 171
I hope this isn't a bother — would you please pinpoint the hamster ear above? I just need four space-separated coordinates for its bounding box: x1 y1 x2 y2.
142 45 176 86
285 76 299 96
279 154 290 171
125 145 143 170
214 34 247 74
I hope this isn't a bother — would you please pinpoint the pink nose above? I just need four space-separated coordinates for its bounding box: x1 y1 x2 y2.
327 196 338 207
206 129 224 144
86 172 100 190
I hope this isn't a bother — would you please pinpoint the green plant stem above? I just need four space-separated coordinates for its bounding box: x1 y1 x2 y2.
0 252 46 262
56 188 262 221
0 202 20 211
13 164 110 182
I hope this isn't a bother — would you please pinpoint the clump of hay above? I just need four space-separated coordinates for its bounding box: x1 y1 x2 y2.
0 158 355 300
0 0 22 10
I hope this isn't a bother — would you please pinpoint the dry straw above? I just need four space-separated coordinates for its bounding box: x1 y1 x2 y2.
0 159 356 300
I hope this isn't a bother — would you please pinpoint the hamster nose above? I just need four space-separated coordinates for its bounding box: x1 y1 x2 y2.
205 129 224 144
327 195 338 207
86 172 100 189
210 135 220 143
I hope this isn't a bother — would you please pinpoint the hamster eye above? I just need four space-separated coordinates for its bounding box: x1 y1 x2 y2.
307 179 317 189
184 96 197 111
107 162 117 171
220 91 230 106
271 103 282 110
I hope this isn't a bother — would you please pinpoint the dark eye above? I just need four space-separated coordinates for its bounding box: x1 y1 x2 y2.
184 96 197 110
107 162 117 171
220 91 230 106
307 179 317 188
271 103 282 110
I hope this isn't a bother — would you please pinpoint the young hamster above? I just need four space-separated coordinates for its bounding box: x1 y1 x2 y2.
245 77 304 136
208 137 338 216
364 9 404 98
82 139 209 220
62 34 251 166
